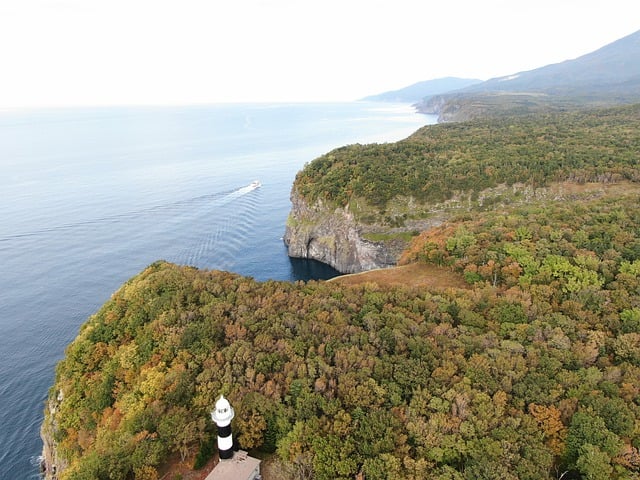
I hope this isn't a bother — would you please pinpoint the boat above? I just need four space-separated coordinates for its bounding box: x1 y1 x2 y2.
249 180 261 188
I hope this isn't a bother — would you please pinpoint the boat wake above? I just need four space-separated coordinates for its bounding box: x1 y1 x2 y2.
0 181 262 244
224 180 261 200
171 181 262 270
0 179 264 296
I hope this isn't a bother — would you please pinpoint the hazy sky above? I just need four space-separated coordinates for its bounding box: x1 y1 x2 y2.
0 0 638 109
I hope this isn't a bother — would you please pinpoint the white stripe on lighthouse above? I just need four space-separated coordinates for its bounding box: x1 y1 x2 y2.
218 434 233 451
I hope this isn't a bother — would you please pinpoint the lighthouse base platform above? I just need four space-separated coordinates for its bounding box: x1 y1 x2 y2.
205 450 261 480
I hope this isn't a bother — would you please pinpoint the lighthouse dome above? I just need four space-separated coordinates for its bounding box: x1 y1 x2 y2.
211 394 235 424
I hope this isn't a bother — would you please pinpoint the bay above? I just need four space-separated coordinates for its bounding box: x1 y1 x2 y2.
0 102 435 477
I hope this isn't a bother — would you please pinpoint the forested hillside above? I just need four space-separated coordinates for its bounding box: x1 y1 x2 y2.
44 103 640 480
294 105 640 213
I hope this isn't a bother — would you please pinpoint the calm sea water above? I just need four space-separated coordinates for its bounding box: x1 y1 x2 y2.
0 102 435 478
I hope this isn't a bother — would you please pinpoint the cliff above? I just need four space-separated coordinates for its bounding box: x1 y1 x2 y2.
283 188 398 273
416 91 578 123
282 182 585 274
283 186 446 273
40 393 67 479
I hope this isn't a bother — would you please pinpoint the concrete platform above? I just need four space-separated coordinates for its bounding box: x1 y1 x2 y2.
205 450 261 480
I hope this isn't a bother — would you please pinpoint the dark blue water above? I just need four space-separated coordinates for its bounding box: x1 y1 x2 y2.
0 102 435 478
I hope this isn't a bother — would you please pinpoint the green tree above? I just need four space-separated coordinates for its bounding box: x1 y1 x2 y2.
575 444 613 480
565 411 622 465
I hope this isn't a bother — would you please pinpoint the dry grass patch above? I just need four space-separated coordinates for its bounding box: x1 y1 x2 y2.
330 263 469 290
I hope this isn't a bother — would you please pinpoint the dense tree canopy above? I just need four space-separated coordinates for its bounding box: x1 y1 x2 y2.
48 233 640 479
294 105 640 212
46 103 640 479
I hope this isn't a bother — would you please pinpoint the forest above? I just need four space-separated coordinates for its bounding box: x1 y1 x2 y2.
294 104 640 213
45 104 640 480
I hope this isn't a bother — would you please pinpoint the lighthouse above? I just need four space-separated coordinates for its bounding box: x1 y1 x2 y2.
211 394 235 460
206 394 261 480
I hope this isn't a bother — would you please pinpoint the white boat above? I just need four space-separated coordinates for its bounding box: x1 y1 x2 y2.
249 180 261 188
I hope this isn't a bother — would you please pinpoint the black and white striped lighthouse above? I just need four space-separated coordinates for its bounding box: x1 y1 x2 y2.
211 394 235 460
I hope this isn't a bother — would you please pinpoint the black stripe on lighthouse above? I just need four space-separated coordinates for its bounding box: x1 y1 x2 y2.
217 425 234 459
218 424 232 438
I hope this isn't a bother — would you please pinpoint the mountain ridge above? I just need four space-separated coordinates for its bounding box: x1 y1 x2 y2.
416 29 640 121
472 28 640 93
361 77 481 103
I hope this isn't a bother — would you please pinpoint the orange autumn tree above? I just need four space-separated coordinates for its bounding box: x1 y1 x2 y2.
529 403 567 456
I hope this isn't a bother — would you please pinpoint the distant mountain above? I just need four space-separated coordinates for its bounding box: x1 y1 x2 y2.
470 29 640 94
361 77 481 103
417 29 640 121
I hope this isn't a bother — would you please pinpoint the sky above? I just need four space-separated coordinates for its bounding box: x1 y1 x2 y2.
0 0 638 109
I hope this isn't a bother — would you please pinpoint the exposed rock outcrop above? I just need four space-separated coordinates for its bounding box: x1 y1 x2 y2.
40 391 67 479
416 93 487 122
414 93 451 119
283 188 429 274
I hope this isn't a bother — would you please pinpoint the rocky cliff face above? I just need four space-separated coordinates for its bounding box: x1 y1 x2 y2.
414 93 449 119
284 189 418 274
40 392 67 479
284 181 590 274
415 93 479 122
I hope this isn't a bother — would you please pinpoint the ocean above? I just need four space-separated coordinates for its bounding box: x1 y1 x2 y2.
0 102 435 477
